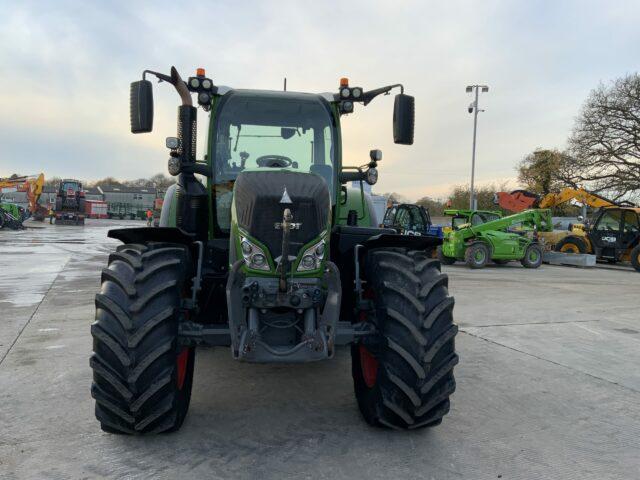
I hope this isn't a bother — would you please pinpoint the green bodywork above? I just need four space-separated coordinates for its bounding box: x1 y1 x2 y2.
164 92 372 280
441 209 553 261
0 201 22 220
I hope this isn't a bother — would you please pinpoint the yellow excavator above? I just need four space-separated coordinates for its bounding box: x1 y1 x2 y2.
495 187 620 213
0 174 47 221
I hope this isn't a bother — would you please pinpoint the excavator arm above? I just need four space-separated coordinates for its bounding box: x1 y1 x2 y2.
496 187 626 213
0 174 46 215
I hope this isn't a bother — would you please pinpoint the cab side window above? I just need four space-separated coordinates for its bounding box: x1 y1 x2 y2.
471 213 484 226
596 210 622 232
383 207 396 227
408 206 425 231
395 208 410 230
623 211 640 233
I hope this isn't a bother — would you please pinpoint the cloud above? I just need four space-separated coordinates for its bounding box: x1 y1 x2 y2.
1 0 639 200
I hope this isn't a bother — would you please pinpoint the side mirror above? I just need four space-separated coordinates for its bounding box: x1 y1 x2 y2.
130 80 154 133
393 93 414 145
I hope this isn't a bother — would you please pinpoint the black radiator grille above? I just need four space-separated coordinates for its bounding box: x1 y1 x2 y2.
234 171 330 259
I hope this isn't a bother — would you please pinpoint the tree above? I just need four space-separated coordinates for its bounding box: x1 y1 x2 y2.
568 73 640 201
43 176 62 188
517 149 574 194
415 196 446 216
446 183 508 212
90 177 125 188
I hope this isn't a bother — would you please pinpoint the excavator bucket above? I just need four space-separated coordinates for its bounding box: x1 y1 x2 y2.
495 190 539 212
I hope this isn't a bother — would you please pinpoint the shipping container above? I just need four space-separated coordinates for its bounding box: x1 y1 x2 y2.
85 200 108 219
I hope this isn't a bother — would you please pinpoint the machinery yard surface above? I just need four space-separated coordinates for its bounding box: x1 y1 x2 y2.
1 221 639 479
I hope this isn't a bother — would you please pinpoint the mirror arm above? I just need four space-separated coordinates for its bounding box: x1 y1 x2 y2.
142 69 173 84
362 83 404 105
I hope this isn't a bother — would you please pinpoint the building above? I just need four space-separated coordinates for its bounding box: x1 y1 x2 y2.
39 186 57 207
85 187 103 202
98 185 158 218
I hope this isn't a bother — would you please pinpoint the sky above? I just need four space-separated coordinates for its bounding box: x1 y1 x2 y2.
1 0 639 201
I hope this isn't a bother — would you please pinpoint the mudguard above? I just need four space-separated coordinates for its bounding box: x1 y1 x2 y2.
108 227 194 245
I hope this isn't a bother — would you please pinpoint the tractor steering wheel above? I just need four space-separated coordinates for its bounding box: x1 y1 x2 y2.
256 155 293 168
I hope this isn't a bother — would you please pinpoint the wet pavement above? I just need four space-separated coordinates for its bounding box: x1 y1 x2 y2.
1 220 639 479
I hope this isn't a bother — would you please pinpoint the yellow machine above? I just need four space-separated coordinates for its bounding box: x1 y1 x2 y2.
495 187 631 250
538 188 618 210
0 174 47 220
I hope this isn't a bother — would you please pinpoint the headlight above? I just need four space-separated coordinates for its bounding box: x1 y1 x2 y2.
297 237 326 272
240 236 271 271
189 78 200 89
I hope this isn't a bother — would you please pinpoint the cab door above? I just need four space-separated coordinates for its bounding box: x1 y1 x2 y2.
620 210 640 250
592 209 624 258
404 205 427 235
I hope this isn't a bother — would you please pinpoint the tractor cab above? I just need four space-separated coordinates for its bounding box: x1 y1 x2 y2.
209 90 337 236
382 203 434 236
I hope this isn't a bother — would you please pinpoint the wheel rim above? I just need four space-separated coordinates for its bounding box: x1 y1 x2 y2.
176 348 189 390
474 249 485 264
359 345 378 388
529 249 539 262
560 243 579 254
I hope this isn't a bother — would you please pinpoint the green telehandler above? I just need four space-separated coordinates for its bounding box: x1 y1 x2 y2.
438 209 552 268
90 67 458 434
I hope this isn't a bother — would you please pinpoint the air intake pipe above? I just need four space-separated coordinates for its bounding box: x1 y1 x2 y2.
170 67 208 240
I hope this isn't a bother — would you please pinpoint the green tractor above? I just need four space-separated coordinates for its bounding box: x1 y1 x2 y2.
90 67 458 434
438 209 552 268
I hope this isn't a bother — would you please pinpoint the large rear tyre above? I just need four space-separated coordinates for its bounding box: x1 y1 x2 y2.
631 244 640 272
90 242 195 434
0 211 5 229
436 246 456 265
555 236 587 254
352 249 458 430
465 242 490 269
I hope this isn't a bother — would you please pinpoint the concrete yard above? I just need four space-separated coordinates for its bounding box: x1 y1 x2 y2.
1 220 639 480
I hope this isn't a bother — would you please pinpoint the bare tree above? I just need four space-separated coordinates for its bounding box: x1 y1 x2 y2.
568 73 640 201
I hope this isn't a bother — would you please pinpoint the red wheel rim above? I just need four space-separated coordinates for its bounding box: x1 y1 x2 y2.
176 348 189 390
359 345 378 388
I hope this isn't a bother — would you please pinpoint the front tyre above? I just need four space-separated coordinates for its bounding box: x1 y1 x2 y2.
555 236 587 254
352 249 458 430
90 242 195 434
465 242 490 269
521 243 543 269
437 246 456 265
630 244 640 272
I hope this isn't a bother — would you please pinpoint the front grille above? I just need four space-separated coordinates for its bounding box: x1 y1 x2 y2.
234 171 330 258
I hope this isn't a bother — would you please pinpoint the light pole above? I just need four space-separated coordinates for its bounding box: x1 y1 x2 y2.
466 84 489 210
